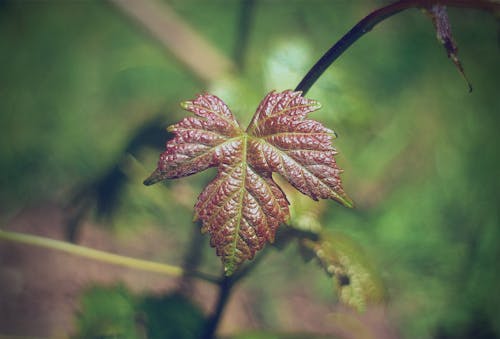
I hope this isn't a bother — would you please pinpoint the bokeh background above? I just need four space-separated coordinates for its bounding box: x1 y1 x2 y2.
0 1 499 338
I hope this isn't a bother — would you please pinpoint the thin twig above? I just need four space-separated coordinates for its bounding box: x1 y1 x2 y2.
0 229 219 284
295 0 500 94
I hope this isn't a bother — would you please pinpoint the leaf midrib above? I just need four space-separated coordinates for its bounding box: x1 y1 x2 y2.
226 133 248 275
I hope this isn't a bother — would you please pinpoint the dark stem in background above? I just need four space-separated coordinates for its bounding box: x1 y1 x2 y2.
295 0 500 95
202 276 235 339
201 247 271 338
234 0 256 71
178 223 208 294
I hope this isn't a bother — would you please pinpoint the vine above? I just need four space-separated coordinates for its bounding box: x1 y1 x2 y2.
1 1 498 338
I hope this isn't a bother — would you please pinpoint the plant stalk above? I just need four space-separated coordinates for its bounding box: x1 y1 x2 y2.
202 276 235 339
295 0 500 95
0 229 219 284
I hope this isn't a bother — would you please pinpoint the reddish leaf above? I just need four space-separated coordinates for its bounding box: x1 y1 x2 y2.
145 90 351 275
143 94 241 185
247 90 352 207
195 162 289 275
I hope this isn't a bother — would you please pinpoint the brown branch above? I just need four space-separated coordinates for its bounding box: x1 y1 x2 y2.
109 0 235 83
295 0 500 94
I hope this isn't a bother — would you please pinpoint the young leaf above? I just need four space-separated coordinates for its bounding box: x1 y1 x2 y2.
424 4 472 92
301 232 385 311
145 90 351 275
247 90 352 207
195 161 289 275
143 93 242 185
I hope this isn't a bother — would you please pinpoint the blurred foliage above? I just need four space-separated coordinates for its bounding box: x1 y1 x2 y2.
227 331 336 339
301 233 385 312
137 293 204 339
0 0 199 211
73 286 138 339
73 286 204 339
281 179 384 311
1 1 499 339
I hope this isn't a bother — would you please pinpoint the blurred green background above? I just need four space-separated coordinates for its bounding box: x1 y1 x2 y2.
0 1 498 338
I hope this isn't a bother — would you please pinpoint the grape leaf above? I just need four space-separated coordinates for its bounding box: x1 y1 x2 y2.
143 94 242 184
144 90 352 275
247 90 352 206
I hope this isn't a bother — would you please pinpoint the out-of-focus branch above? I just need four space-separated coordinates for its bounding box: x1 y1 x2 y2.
202 275 234 339
109 0 235 83
295 0 500 95
0 229 219 284
234 0 256 71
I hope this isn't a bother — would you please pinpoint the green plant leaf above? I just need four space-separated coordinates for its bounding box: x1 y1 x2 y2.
301 231 384 311
73 285 138 339
145 90 351 275
137 293 204 339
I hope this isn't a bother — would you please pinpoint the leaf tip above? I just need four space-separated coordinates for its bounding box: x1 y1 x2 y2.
180 101 191 110
143 178 157 186
329 130 338 139
143 169 163 186
311 99 321 110
339 195 355 208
